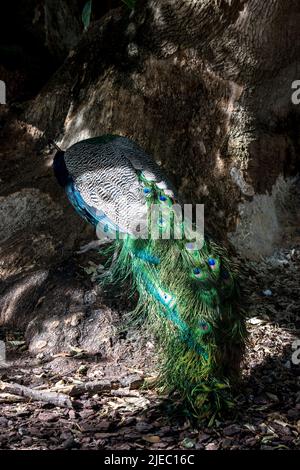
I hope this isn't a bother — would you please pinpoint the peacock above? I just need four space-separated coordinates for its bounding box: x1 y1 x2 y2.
53 134 246 420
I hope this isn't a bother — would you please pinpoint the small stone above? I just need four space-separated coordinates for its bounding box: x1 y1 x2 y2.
79 409 94 419
143 435 160 443
223 424 241 436
61 437 79 449
221 438 233 449
22 437 33 447
181 437 196 449
205 442 218 450
84 291 97 305
119 374 144 389
135 421 153 433
266 392 279 403
37 412 58 422
81 420 110 432
35 340 47 350
198 432 210 443
68 410 76 420
245 437 257 447
18 427 29 436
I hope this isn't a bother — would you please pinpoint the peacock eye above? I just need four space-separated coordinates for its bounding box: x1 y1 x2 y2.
163 293 172 303
208 258 216 267
199 320 210 332
199 321 207 328
159 195 167 202
143 188 151 195
193 268 202 278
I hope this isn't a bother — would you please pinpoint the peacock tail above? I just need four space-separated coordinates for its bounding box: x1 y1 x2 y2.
53 134 247 420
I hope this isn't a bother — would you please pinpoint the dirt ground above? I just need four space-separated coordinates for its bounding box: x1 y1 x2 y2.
0 244 299 450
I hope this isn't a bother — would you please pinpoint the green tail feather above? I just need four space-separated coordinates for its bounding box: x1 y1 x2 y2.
96 182 246 420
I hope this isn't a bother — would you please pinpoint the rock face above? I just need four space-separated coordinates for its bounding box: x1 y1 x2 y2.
229 176 297 258
0 189 62 242
24 0 300 253
43 0 83 61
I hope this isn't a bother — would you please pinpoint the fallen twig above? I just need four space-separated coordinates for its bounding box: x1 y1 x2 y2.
0 380 73 409
69 379 118 397
68 375 145 397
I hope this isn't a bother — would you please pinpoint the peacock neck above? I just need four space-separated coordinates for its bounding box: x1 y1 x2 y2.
53 150 70 187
